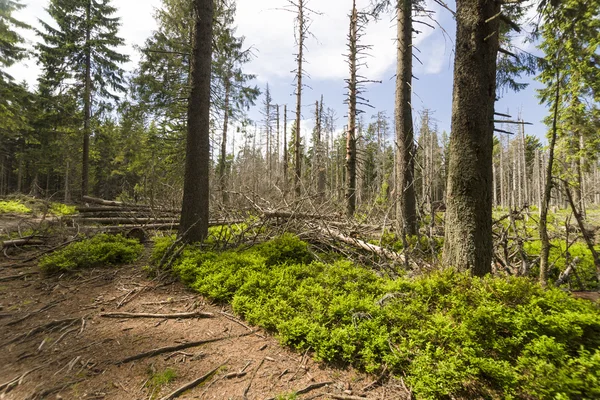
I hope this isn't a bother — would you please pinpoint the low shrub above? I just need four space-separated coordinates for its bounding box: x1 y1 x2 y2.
156 234 600 399
0 200 31 214
39 234 144 274
49 202 77 216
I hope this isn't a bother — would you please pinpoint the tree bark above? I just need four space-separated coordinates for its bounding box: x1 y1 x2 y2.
395 0 417 235
179 0 214 243
220 76 231 204
539 69 560 286
442 0 500 276
346 1 358 217
82 0 92 197
294 0 304 197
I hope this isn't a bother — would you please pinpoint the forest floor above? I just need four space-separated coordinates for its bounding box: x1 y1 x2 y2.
0 242 407 400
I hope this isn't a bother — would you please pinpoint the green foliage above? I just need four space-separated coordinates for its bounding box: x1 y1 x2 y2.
146 367 177 399
162 234 600 399
49 202 77 216
39 234 143 274
275 393 298 400
524 239 600 289
0 199 31 214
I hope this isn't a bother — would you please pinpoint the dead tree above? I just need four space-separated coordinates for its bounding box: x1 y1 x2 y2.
345 0 375 217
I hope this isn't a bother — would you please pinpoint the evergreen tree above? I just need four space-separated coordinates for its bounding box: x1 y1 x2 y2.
37 0 128 197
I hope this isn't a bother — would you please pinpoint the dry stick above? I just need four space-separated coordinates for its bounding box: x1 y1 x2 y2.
295 381 334 395
0 271 39 282
0 366 44 391
287 347 310 382
242 357 265 400
7 300 63 326
158 360 228 400
2 317 79 346
100 311 214 319
117 332 252 364
326 394 373 400
53 326 78 346
219 311 252 331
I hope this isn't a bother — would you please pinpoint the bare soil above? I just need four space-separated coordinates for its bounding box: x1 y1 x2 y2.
0 245 408 400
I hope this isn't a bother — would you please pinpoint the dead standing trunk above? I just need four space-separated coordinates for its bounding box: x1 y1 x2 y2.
179 0 214 243
219 76 231 204
82 0 92 197
395 0 417 235
346 1 358 217
442 0 500 276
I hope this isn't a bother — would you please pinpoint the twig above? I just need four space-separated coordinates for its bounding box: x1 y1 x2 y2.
116 332 252 364
242 357 265 400
53 326 78 346
0 366 44 391
2 317 79 346
100 311 214 319
0 271 39 282
296 381 334 395
326 394 372 400
158 360 228 400
219 311 253 331
7 299 63 326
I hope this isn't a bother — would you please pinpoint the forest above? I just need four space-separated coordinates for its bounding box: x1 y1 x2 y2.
1 0 600 399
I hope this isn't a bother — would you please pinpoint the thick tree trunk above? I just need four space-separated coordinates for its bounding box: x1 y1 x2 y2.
539 70 560 286
220 77 231 204
442 0 500 276
395 0 417 235
179 0 214 243
82 0 92 198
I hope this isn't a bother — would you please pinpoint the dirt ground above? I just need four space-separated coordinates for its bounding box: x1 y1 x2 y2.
0 242 409 400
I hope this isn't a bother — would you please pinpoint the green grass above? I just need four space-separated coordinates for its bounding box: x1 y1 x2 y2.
156 234 600 400
146 368 177 399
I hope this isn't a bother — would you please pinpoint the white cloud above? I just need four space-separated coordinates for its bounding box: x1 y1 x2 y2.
236 0 444 83
6 0 161 88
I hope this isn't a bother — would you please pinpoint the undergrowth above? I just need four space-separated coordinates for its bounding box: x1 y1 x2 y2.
155 234 600 399
0 199 32 214
39 233 144 274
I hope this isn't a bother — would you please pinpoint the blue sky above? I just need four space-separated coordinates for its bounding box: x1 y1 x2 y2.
8 0 550 145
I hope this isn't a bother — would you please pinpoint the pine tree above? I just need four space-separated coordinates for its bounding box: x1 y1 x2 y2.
37 0 128 197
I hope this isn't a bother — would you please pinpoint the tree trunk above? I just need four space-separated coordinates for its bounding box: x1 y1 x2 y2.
395 0 417 235
442 0 500 276
539 69 560 286
220 76 231 204
283 104 288 190
317 96 326 195
179 0 214 243
346 1 358 217
294 0 304 197
82 0 92 198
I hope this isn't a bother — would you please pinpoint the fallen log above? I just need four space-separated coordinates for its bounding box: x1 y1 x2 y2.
100 311 214 319
75 217 178 225
1 239 44 248
82 195 150 208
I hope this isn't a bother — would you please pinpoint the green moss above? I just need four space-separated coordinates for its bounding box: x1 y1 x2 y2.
158 234 600 399
0 200 31 214
39 233 144 274
49 202 77 216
